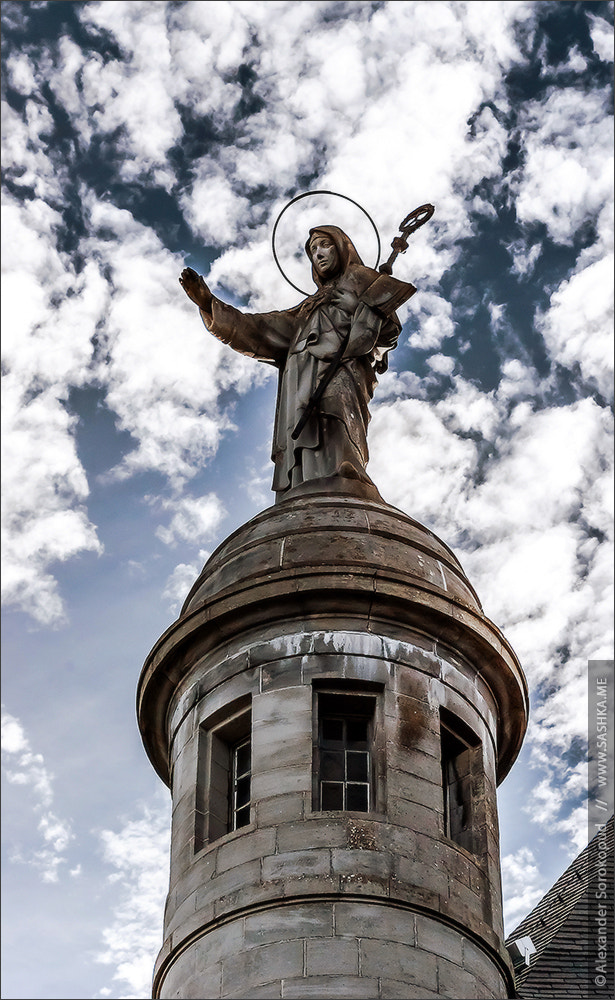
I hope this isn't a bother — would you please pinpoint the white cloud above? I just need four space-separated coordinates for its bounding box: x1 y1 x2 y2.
1 182 267 622
368 396 479 524
589 13 615 63
0 5 612 998
1 95 68 202
76 1 182 188
501 846 546 932
155 493 225 547
513 87 613 246
537 253 614 400
426 353 455 376
177 0 536 326
508 239 542 277
560 46 588 74
95 796 171 1000
1 195 104 624
1 707 75 883
523 773 588 858
181 164 251 247
243 458 274 507
162 559 205 612
407 292 456 352
509 76 613 406
82 195 263 487
370 377 612 837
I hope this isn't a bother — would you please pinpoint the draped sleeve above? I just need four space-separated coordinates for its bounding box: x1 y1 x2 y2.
200 297 302 366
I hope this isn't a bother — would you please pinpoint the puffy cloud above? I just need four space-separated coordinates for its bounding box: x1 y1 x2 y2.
370 379 612 832
1 94 67 201
1 399 101 624
501 846 546 932
1 195 104 624
510 77 613 397
1 707 75 883
426 353 456 376
154 493 225 547
507 239 542 278
95 796 171 1000
0 3 611 993
82 195 266 487
181 0 535 326
0 0 558 624
407 292 456 352
513 87 613 246
181 165 251 247
2 708 53 806
76 1 182 187
368 395 479 525
537 254 614 401
162 559 205 612
523 776 588 858
589 13 615 63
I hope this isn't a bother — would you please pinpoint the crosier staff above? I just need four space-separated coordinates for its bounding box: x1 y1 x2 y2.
378 203 435 275
291 203 435 441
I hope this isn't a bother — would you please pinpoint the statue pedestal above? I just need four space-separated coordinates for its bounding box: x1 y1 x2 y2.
138 487 527 998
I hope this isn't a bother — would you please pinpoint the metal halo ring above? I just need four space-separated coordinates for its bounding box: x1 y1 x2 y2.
271 190 381 296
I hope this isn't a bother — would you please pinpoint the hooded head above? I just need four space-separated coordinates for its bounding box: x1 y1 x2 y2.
305 226 364 288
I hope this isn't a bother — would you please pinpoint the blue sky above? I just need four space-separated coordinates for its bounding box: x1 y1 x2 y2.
1 2 613 998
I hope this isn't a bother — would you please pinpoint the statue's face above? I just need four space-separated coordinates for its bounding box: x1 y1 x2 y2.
309 234 339 278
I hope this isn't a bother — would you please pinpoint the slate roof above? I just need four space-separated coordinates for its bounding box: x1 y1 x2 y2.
505 814 614 999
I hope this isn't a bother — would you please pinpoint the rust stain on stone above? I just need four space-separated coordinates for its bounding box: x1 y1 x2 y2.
396 694 430 750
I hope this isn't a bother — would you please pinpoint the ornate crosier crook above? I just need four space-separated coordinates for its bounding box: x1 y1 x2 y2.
378 203 435 275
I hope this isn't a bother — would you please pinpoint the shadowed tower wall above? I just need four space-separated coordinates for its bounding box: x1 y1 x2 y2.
138 485 528 999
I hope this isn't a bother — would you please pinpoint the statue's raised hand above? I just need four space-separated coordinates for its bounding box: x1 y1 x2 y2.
179 267 213 313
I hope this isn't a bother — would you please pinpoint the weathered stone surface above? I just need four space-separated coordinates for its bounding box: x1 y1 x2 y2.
281 976 380 999
244 902 334 946
305 937 359 976
379 980 440 999
334 900 415 942
360 937 438 983
262 848 332 881
222 939 304 995
255 791 305 827
438 954 507 998
139 491 525 998
139 492 527 788
415 913 464 965
276 819 347 853
215 827 276 873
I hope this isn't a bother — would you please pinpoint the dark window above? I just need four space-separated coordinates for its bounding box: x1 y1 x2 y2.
230 735 251 831
440 709 482 853
315 692 376 813
196 700 251 850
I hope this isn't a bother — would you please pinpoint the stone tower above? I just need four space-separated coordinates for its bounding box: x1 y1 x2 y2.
137 478 528 999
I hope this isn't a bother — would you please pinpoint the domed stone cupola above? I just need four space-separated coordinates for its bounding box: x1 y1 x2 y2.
138 481 527 999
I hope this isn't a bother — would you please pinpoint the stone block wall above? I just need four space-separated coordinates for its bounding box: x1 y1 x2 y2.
153 627 512 998
137 491 527 999
160 901 507 999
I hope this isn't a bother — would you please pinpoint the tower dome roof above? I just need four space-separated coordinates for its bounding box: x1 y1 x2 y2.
182 486 482 618
138 484 528 786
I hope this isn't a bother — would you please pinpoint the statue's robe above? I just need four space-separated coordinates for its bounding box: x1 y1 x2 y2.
200 226 416 497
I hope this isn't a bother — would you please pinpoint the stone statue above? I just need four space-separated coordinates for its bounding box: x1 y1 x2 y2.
180 225 416 501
